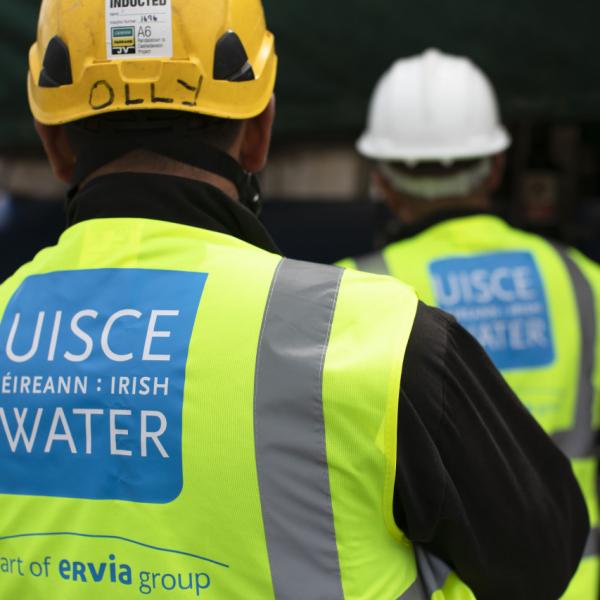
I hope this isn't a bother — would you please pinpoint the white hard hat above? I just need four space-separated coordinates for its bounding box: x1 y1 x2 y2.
357 48 511 163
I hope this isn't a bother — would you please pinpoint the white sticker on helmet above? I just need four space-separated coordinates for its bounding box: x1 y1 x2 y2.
105 0 173 60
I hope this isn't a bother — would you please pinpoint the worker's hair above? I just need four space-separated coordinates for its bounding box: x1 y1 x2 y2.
66 110 243 153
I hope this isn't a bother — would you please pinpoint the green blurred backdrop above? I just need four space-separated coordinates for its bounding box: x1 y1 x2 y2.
1 1 599 150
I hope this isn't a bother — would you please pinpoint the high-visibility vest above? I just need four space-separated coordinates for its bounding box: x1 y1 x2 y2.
0 217 473 599
340 213 600 598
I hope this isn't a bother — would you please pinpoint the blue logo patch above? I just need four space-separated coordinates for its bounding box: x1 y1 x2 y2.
429 252 554 370
0 269 206 503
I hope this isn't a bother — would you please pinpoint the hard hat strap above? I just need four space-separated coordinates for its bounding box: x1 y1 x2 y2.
378 159 492 201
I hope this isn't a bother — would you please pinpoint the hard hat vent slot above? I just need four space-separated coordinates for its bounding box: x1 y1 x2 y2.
213 31 255 82
38 36 73 88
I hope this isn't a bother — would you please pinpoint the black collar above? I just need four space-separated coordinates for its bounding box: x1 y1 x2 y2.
67 172 280 254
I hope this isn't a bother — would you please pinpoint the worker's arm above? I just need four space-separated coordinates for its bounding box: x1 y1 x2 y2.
394 303 589 600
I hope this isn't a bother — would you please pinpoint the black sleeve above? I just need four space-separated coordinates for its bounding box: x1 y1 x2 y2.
394 302 589 600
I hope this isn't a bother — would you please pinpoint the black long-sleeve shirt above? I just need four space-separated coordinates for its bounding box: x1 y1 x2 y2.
70 172 589 600
397 305 587 599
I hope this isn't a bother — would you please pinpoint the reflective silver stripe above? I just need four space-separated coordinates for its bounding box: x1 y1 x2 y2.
254 259 345 600
550 244 597 458
397 577 428 600
583 526 600 558
354 251 390 275
414 546 452 596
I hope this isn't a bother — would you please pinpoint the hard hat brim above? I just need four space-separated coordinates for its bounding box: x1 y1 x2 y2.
356 127 512 163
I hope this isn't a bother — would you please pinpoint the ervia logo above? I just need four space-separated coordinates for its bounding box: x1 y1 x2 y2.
430 252 555 370
0 269 206 503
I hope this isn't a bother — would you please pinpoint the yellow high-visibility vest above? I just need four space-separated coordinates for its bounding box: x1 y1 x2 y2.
0 217 473 599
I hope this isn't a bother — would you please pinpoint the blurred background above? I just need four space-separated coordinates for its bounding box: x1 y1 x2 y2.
1 0 600 276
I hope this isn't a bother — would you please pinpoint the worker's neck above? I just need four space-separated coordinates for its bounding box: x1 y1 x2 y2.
396 194 492 225
80 150 240 201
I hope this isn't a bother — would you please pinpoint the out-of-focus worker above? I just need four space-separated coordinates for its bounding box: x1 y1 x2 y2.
340 48 599 598
0 5 586 598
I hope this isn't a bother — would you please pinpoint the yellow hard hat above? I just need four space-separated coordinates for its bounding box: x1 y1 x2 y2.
28 0 277 125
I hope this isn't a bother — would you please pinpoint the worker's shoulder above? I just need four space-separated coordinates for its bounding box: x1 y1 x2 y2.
561 244 600 289
322 262 421 344
336 259 417 298
507 223 600 283
300 259 418 309
502 227 600 306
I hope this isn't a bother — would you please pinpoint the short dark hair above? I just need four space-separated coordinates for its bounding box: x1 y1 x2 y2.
66 110 243 153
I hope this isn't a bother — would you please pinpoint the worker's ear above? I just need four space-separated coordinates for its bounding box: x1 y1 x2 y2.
373 167 404 211
239 96 275 173
486 153 506 194
34 121 76 183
